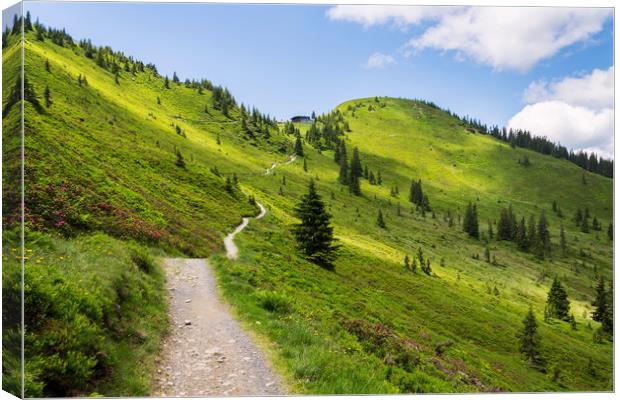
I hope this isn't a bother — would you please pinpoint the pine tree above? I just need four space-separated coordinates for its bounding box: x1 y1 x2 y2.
303 157 308 172
44 86 51 107
560 224 567 255
416 248 424 270
422 259 432 275
580 213 590 233
175 150 186 169
546 277 570 320
172 71 180 83
45 59 50 72
164 76 170 89
376 210 386 229
519 307 541 366
527 215 537 249
294 134 304 157
338 152 348 185
497 208 513 241
488 220 494 239
516 217 528 250
24 11 32 31
537 211 551 258
574 208 583 227
463 203 479 238
292 180 339 268
224 177 233 193
484 246 491 263
377 170 382 185
592 277 612 334
404 255 410 270
349 147 362 196
608 222 613 241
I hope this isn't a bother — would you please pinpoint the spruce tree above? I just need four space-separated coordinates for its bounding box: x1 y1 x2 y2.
580 213 590 233
463 203 479 238
608 222 613 241
574 208 583 227
592 277 612 334
497 208 513 241
175 150 186 169
292 180 339 269
44 86 51 107
546 277 570 320
45 59 50 72
519 307 541 366
349 147 362 196
225 177 233 193
376 210 386 229
422 259 432 275
527 215 537 249
537 211 551 258
560 224 567 255
164 76 170 89
516 217 528 250
338 154 348 185
404 255 410 270
294 134 304 157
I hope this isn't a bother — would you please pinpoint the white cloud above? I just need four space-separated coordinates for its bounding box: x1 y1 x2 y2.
508 67 614 158
523 67 614 110
407 8 611 72
366 53 396 69
327 6 612 72
326 5 454 29
508 101 613 158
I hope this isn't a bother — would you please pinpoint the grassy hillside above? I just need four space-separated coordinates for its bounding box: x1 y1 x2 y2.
3 23 614 396
210 98 613 393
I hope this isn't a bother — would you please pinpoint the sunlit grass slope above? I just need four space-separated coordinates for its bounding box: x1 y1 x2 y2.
211 98 613 393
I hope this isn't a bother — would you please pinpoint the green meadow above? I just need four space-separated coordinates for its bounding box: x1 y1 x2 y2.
2 24 613 396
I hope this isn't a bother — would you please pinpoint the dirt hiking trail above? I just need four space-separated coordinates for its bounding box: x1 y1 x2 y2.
152 258 284 396
153 155 297 396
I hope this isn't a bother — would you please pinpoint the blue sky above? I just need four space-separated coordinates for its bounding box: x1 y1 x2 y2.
7 2 616 157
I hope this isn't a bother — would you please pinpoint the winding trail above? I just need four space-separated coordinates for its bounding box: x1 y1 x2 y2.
224 202 266 260
153 154 296 396
264 154 297 176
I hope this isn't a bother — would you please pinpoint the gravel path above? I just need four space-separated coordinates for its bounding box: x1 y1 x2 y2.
153 154 297 396
152 258 284 396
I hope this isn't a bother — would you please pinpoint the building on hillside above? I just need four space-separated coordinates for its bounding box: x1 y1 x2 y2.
291 115 312 123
